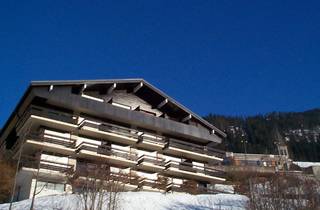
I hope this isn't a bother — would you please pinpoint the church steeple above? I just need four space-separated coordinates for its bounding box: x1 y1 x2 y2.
273 127 289 158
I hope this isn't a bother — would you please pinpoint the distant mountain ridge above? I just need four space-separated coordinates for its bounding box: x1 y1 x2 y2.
204 108 320 161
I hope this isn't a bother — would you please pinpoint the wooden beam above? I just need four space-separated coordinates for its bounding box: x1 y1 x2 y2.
182 114 192 123
133 82 143 93
157 98 168 109
106 98 113 103
160 113 169 119
80 83 87 94
107 83 117 94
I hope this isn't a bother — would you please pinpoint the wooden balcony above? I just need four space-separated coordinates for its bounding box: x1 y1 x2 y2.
136 133 166 151
136 154 166 172
20 156 74 180
17 106 78 132
138 178 166 192
73 163 139 191
75 142 138 167
110 172 140 190
24 132 75 155
166 182 222 194
79 121 139 145
164 161 225 182
164 138 224 162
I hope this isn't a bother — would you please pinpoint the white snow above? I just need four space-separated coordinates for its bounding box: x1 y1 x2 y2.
0 192 249 210
213 184 235 194
293 161 320 168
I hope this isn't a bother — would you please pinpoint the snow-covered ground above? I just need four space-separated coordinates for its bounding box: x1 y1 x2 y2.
0 192 249 210
213 184 235 194
293 161 320 168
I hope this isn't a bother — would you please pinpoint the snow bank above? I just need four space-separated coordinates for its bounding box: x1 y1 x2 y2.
213 184 235 194
293 161 320 168
0 192 249 210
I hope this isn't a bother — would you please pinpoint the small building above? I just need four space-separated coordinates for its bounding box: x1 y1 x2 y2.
224 151 292 174
224 128 292 174
292 162 320 179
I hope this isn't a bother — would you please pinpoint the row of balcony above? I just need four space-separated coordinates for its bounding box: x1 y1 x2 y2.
21 106 224 163
21 158 223 194
79 121 224 161
24 133 225 182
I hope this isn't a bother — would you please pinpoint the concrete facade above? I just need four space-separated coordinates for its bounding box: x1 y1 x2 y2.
0 79 226 200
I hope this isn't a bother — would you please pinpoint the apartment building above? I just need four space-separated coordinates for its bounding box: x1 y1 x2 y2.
0 79 226 201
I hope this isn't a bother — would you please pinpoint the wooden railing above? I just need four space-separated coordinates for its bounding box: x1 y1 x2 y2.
82 121 140 139
76 142 138 161
17 105 77 130
165 160 225 177
74 163 140 186
138 133 167 146
138 178 167 190
167 182 225 194
110 172 140 186
21 156 74 174
137 154 166 167
27 132 75 148
166 138 225 158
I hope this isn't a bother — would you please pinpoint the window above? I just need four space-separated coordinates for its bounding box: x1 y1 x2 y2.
37 181 65 192
280 149 287 156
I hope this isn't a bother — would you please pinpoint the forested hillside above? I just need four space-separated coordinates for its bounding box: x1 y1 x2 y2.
205 109 320 161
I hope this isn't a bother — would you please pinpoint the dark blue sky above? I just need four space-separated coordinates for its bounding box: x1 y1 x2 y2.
1 1 320 127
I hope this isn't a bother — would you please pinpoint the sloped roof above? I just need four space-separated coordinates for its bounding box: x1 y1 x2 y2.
0 79 226 139
30 79 225 137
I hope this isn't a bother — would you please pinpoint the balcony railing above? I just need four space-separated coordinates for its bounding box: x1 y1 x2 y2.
167 182 222 194
74 163 140 186
21 156 74 174
137 133 166 147
76 142 138 161
80 121 141 142
166 138 225 158
110 172 140 186
27 132 75 148
18 106 224 163
74 162 111 178
138 178 167 190
137 154 166 167
167 182 198 194
17 106 77 129
165 160 225 177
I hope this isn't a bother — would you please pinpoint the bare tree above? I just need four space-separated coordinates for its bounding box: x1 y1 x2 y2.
69 162 125 210
0 158 15 203
29 151 44 210
249 174 320 210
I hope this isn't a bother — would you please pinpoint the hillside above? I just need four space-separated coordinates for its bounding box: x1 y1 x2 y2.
205 108 320 161
0 192 248 210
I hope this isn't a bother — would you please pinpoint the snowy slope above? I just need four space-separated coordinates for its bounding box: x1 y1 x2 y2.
0 192 249 210
293 161 320 168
